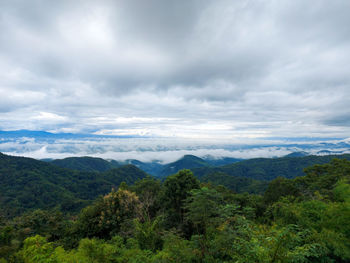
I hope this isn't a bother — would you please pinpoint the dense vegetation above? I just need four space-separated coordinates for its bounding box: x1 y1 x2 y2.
1 156 349 262
50 157 120 172
0 153 147 218
152 153 350 179
200 172 269 194
193 154 350 180
49 153 350 181
158 155 211 177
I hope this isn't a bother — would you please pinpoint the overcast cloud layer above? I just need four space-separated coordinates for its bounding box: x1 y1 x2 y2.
1 0 350 142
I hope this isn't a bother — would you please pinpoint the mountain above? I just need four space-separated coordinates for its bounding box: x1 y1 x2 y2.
120 156 243 177
51 156 120 172
284 151 309 157
192 154 350 181
158 155 210 177
202 156 243 166
0 130 55 138
45 154 244 177
121 159 164 176
0 153 147 218
45 155 267 194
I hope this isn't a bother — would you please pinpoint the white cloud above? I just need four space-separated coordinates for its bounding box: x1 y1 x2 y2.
31 112 67 121
1 135 349 163
0 0 350 141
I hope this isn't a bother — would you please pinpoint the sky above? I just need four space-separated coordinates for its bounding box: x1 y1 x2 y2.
1 0 350 158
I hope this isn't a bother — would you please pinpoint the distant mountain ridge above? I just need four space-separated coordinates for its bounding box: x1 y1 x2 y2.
48 152 350 181
48 154 243 177
203 156 243 166
2 151 350 217
158 155 210 177
192 154 350 181
49 157 164 175
121 159 164 176
51 156 120 172
284 151 309 157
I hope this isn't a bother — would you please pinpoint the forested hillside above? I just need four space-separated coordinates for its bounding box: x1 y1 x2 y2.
1 158 349 262
158 155 210 177
50 157 120 172
193 154 350 180
200 172 269 194
49 153 350 181
2 153 350 219
0 153 147 218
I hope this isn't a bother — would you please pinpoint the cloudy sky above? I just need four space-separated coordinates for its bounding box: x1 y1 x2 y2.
1 0 350 142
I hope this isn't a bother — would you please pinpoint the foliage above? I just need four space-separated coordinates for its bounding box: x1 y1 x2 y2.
74 189 141 240
184 187 226 234
161 169 200 232
2 158 350 262
200 172 269 194
51 156 120 172
130 176 162 221
0 153 147 218
159 155 210 177
134 217 163 252
193 153 350 181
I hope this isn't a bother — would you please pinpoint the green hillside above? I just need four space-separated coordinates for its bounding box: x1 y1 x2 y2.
51 156 120 172
202 156 242 166
122 159 164 176
0 153 147 218
159 155 210 177
200 172 269 194
193 154 350 181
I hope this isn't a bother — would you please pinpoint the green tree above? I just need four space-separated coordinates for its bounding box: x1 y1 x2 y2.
17 235 56 263
264 177 300 204
134 217 163 252
131 176 162 221
185 187 224 234
74 189 141 240
162 169 200 232
152 234 195 263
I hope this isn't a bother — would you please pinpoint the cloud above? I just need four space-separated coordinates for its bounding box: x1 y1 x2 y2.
0 0 350 140
1 135 349 163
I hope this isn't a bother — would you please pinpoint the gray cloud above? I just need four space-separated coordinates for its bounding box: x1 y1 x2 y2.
0 0 350 141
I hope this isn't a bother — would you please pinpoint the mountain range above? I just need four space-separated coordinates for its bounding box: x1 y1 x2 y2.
2 151 350 218
47 153 350 180
44 154 242 177
47 152 350 195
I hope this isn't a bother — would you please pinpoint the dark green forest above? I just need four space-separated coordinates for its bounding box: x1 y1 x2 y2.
0 153 147 218
50 157 121 172
0 153 350 262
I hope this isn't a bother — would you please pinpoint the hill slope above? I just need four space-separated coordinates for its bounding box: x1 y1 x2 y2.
121 159 164 176
193 154 350 181
159 155 210 177
202 156 242 166
51 156 120 172
0 153 147 218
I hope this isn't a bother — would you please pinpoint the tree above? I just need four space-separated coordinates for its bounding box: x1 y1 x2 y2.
134 217 163 252
162 169 200 231
264 177 300 204
185 187 224 234
75 189 141 240
131 177 162 221
17 235 55 263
